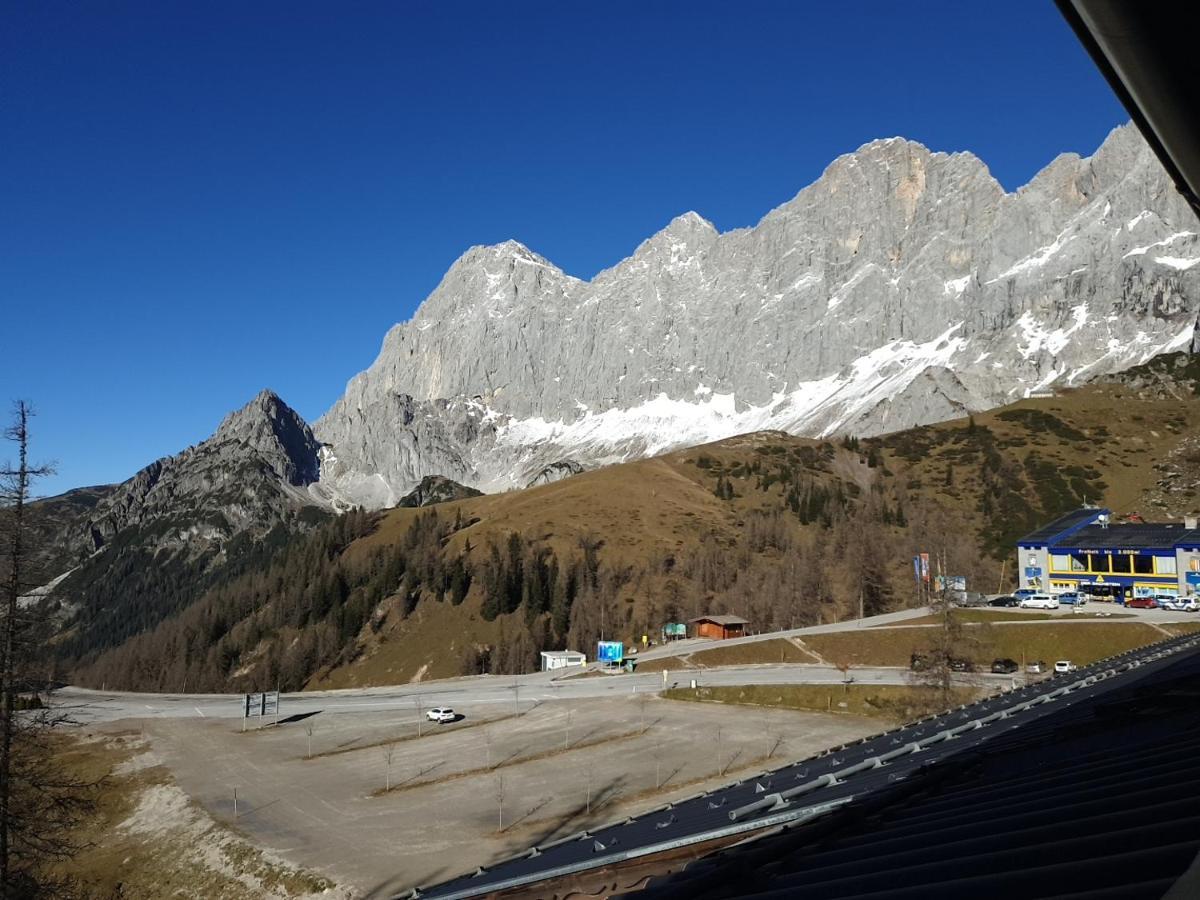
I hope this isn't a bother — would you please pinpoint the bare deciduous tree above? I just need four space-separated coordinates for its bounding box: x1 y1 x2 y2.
2 401 92 896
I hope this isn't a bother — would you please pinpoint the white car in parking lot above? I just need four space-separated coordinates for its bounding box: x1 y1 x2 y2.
1156 596 1199 612
1019 593 1059 609
1054 660 1077 674
426 707 455 723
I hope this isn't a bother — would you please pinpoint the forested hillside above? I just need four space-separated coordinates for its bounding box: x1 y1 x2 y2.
65 360 1199 692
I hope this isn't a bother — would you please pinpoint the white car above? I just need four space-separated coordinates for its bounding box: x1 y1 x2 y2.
1157 596 1199 612
1019 593 1059 609
426 707 455 723
1054 660 1076 674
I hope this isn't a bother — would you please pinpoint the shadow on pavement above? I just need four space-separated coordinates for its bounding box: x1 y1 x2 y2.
277 710 321 725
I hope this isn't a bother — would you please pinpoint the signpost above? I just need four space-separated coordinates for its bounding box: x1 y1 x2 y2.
242 690 280 731
597 641 624 670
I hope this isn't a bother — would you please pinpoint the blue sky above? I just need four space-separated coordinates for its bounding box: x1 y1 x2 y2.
2 1 1127 496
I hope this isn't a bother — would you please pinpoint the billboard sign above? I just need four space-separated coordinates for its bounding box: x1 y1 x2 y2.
597 641 624 663
243 691 280 718
663 623 686 637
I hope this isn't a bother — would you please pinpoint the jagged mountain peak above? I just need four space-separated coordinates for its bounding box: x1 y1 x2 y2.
663 210 717 235
214 389 321 486
852 135 934 158
450 239 562 273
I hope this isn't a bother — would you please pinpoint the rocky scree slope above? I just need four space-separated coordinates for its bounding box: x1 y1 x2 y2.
315 123 1200 507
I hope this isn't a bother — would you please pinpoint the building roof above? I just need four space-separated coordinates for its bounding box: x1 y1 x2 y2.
1020 508 1200 551
540 650 585 658
1056 523 1200 551
688 615 749 625
1018 507 1105 545
413 634 1200 900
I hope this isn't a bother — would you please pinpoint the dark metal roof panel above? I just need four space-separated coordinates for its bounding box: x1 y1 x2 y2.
1054 524 1200 550
635 642 1200 900
1017 508 1105 545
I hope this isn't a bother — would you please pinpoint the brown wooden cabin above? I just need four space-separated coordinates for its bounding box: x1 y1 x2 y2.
689 614 749 640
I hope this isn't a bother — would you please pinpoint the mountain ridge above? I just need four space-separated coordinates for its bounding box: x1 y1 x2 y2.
313 122 1200 507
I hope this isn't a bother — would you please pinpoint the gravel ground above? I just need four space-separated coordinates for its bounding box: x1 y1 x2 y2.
121 695 881 896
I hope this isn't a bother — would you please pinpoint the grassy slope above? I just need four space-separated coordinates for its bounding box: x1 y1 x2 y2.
803 621 1168 668
664 683 980 721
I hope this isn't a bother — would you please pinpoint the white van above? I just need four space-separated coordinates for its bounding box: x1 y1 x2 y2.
1019 593 1059 609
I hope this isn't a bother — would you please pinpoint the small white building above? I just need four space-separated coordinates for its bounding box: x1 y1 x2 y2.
540 650 586 672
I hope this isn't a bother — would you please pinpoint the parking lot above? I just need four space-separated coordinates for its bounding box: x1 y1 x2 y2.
115 694 881 896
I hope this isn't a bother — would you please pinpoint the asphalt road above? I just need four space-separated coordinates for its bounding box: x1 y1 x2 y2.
56 663 1012 724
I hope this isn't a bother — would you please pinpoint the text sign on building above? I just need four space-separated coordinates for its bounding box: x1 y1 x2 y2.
597 641 624 663
243 691 279 718
1025 567 1042 578
1187 572 1200 585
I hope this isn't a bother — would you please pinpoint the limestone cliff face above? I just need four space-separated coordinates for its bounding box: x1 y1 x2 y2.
314 124 1200 506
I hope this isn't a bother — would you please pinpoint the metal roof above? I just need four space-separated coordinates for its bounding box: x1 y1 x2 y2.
1017 507 1105 545
688 615 749 625
411 633 1200 899
540 650 585 658
1056 523 1200 551
637 637 1200 899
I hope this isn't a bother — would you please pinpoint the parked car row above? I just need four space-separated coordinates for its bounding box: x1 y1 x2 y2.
994 589 1199 612
913 655 1078 676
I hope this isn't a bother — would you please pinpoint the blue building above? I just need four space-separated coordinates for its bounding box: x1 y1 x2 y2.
1017 508 1200 600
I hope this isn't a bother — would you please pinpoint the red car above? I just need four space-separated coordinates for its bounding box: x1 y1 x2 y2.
1126 596 1159 609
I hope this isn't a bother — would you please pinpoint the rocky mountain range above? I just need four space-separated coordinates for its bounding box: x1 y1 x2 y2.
37 122 1200 562
314 122 1200 507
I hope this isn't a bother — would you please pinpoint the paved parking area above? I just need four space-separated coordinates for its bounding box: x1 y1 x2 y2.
115 696 880 896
